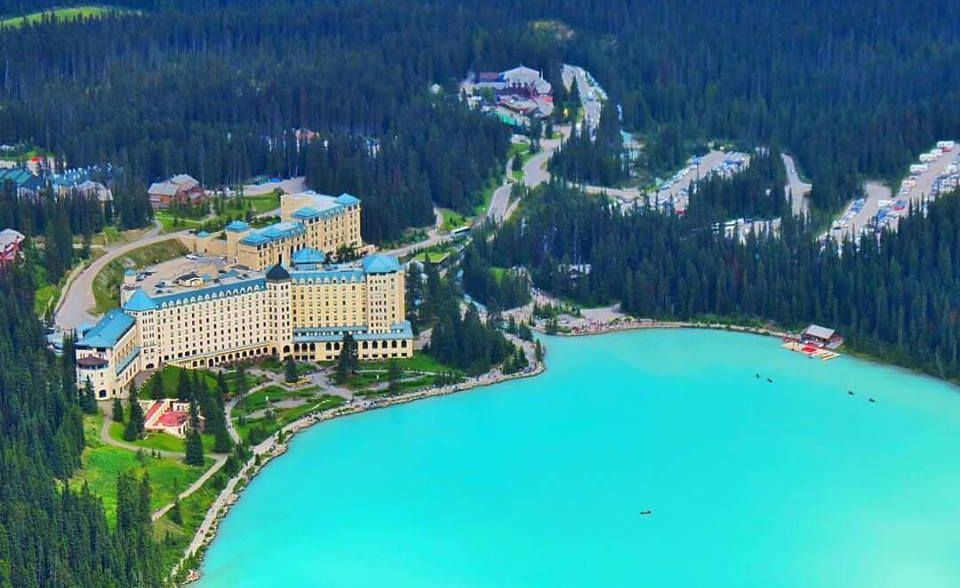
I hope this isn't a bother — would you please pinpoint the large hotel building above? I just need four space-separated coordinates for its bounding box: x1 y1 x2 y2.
75 191 413 399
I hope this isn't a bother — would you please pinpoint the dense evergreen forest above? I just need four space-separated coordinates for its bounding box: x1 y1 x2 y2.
0 0 955 235
684 149 787 224
0 266 163 587
407 259 516 375
486 178 960 382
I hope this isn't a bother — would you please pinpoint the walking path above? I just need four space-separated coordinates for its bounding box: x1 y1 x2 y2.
97 415 229 521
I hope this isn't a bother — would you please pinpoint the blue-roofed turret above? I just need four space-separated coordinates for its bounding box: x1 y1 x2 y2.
362 254 401 274
266 264 291 282
292 247 326 267
225 220 250 232
123 289 157 312
335 193 361 206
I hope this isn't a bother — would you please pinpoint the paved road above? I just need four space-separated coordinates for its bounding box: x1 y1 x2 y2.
55 221 189 331
782 153 811 216
383 207 445 258
561 64 604 135
581 150 742 211
489 126 572 223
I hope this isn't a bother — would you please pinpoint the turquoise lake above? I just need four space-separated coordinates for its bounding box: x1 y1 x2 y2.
199 330 960 587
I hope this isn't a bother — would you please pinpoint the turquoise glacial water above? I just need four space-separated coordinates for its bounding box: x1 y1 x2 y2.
199 330 960 587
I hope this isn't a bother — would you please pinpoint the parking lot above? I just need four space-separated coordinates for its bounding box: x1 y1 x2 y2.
828 141 958 244
135 254 235 296
646 150 750 215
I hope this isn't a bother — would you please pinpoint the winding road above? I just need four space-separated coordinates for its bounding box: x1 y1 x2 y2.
782 153 811 216
55 221 189 331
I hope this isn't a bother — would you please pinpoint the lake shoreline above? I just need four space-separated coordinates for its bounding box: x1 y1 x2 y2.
175 321 787 584
536 317 791 341
175 341 546 585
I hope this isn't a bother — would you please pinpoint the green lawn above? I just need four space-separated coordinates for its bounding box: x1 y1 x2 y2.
243 194 281 214
92 239 188 312
440 208 469 232
107 420 217 454
413 243 458 264
473 176 501 216
155 479 221 577
0 6 139 28
71 414 213 525
363 353 459 374
232 384 321 417
233 394 345 443
154 211 204 232
144 364 266 399
355 374 437 396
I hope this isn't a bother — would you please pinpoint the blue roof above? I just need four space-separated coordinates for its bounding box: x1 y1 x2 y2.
336 193 361 206
123 289 158 311
293 321 413 343
196 230 210 238
124 269 137 277
290 268 364 282
362 254 401 274
292 247 326 266
152 277 267 307
225 220 250 232
77 309 135 348
239 233 270 245
291 206 321 219
241 221 306 246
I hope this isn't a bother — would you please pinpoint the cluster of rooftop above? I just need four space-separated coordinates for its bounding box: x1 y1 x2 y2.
192 190 367 269
465 65 554 127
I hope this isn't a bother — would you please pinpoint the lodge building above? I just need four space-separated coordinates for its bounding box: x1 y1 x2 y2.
75 249 412 399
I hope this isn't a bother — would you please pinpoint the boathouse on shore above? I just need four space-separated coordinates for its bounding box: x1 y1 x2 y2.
800 324 844 349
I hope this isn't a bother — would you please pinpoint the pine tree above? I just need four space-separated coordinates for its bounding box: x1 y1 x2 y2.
149 372 165 399
284 355 298 383
177 367 192 401
112 397 124 423
184 400 204 465
216 371 229 402
213 427 233 454
169 498 183 526
387 360 401 395
335 333 357 384
123 384 144 441
81 378 98 414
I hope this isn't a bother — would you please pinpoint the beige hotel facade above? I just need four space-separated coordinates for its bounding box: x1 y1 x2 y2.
75 192 413 399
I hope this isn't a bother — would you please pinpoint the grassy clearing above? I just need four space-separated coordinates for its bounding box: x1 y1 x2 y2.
92 239 188 312
440 208 469 232
233 394 345 443
155 479 221 573
243 194 281 214
413 243 458 264
71 414 213 525
154 211 204 233
473 177 501 217
107 420 217 454
232 384 320 417
0 6 139 28
363 353 458 374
